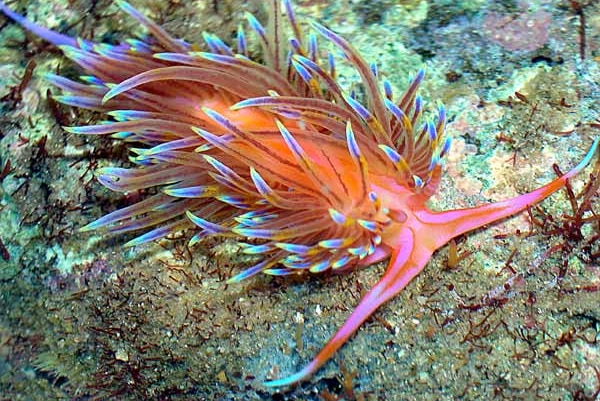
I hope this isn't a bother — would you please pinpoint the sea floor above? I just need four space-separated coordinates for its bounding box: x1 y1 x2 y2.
0 0 599 400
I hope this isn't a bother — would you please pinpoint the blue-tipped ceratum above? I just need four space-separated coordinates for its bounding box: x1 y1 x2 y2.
1 0 597 387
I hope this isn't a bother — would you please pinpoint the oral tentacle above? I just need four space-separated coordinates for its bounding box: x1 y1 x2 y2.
264 227 433 387
415 138 599 248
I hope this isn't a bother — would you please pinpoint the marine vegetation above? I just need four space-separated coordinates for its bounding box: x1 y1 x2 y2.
1 0 598 387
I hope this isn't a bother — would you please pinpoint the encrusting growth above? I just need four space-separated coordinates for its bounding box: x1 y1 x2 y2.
1 0 597 387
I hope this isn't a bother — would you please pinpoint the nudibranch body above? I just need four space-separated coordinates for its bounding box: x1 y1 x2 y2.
1 0 597 387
